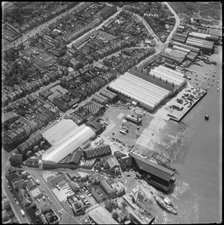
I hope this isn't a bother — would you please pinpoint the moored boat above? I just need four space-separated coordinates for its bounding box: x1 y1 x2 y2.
154 194 178 215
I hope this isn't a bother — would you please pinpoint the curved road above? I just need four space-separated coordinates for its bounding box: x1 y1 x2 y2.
133 2 180 67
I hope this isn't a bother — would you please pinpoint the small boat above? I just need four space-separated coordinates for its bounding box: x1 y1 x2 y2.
205 114 209 120
154 194 178 215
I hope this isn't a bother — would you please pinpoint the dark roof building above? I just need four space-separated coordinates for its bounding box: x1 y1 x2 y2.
83 145 112 160
129 152 175 192
99 89 118 102
3 112 19 125
86 119 105 134
92 94 109 105
27 178 37 190
68 148 83 165
106 156 120 171
9 154 23 167
100 180 117 198
118 155 133 171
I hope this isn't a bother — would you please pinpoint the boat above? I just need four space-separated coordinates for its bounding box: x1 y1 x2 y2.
154 194 178 215
205 114 209 120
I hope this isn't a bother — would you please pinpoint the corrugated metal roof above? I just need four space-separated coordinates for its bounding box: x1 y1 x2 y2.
42 119 78 145
172 41 200 53
186 37 214 50
42 125 95 163
157 65 185 78
89 206 118 224
150 66 185 86
109 72 170 110
84 145 111 160
189 31 213 39
130 153 174 181
173 45 191 54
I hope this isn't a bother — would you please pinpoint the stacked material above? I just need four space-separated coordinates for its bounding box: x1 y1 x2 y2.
108 72 170 111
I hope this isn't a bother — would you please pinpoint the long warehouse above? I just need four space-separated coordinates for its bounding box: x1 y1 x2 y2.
186 37 214 54
149 66 186 92
108 72 170 112
42 124 96 163
156 65 185 78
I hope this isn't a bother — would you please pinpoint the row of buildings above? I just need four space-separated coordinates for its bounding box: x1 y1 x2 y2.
5 169 58 224
170 24 221 55
3 70 61 107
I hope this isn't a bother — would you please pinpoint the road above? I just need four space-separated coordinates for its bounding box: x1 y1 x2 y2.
27 169 80 224
135 13 162 48
3 2 90 51
3 179 30 224
67 7 123 48
163 2 181 45
131 2 180 67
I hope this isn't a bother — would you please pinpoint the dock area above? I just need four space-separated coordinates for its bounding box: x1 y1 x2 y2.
166 84 207 122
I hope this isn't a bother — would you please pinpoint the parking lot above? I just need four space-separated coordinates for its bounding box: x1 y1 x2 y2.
96 103 154 152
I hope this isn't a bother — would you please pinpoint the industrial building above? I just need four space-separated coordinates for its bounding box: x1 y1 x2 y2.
99 89 118 102
108 72 170 112
149 66 186 92
83 145 112 160
42 119 79 146
88 206 118 224
156 65 185 78
171 41 200 53
172 45 191 54
92 94 109 105
100 180 117 198
172 32 187 43
161 47 187 64
186 37 214 54
41 124 95 163
129 152 175 192
189 31 219 43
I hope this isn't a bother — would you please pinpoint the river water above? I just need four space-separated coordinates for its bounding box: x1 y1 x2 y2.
155 46 222 224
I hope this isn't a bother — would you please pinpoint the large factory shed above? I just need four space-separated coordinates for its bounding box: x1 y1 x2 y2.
161 47 187 64
156 65 185 78
130 152 175 192
189 31 219 42
172 41 200 53
108 72 170 112
149 66 186 92
186 37 214 54
42 119 78 146
42 124 95 163
88 206 118 224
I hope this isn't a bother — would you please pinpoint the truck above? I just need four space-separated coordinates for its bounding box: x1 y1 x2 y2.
20 209 25 217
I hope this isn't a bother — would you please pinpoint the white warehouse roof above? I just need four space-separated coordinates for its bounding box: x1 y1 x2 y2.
189 31 211 39
173 45 191 54
157 65 185 78
109 72 170 111
42 119 78 146
150 66 185 86
42 124 95 163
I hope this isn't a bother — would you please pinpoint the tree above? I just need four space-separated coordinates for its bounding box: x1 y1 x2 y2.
112 211 119 221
